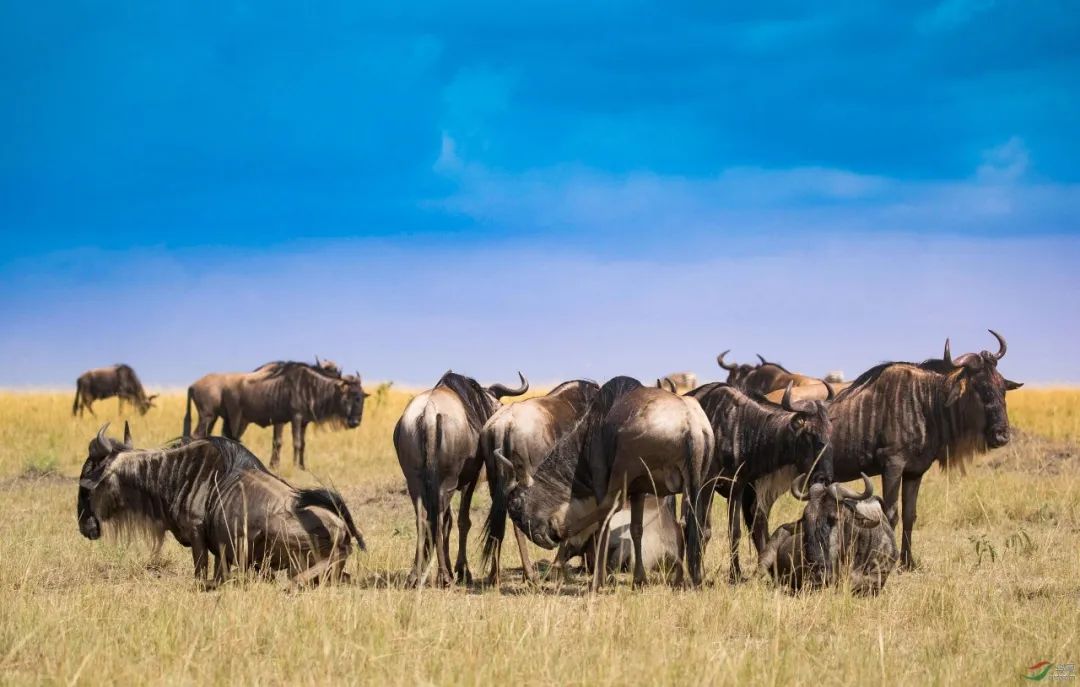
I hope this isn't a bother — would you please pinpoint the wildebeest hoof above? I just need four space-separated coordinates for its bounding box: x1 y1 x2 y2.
436 574 453 588
899 557 919 571
455 569 473 585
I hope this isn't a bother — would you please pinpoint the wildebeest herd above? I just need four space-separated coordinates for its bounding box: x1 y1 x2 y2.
74 330 1022 594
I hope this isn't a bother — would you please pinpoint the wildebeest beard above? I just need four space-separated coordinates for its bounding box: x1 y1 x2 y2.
507 376 642 549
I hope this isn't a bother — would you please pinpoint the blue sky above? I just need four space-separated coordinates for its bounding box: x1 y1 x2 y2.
1 2 1077 386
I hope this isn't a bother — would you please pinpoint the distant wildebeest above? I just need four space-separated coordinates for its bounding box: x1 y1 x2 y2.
758 473 897 595
183 357 340 436
829 330 1022 568
594 495 682 577
76 424 366 588
479 379 600 584
687 382 834 581
661 372 698 393
394 371 529 587
184 360 365 469
717 351 825 396
72 364 157 417
764 379 849 403
503 376 715 590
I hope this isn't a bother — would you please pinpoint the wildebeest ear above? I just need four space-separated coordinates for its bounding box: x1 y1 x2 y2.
1004 379 1024 391
123 421 132 447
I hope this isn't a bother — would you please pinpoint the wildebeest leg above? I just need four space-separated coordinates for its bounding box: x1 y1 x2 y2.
742 487 770 556
291 417 305 469
118 397 124 415
435 503 454 587
454 478 477 584
589 495 622 593
270 423 284 468
406 497 428 588
727 483 745 583
900 473 923 570
513 526 537 583
630 493 647 589
192 541 208 582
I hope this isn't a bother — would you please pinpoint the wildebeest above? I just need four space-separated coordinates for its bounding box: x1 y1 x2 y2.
184 360 366 469
661 372 698 393
717 351 824 396
687 382 834 581
479 379 600 584
76 424 366 588
758 473 897 595
829 330 1022 568
504 376 715 590
595 495 682 577
183 358 342 442
394 371 529 587
72 364 157 417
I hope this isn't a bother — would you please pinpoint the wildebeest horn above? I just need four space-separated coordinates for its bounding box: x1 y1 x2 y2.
122 421 132 446
657 377 676 393
989 329 1007 360
823 381 835 401
489 372 529 399
315 355 322 367
781 382 796 412
942 338 954 367
790 473 811 501
756 354 768 366
95 423 113 452
829 473 874 501
717 350 737 371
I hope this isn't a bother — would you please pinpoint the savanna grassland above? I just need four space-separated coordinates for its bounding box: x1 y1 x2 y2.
1 387 1078 685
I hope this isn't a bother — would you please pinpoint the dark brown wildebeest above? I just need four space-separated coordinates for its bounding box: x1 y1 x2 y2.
718 351 827 397
76 424 366 588
504 376 715 590
479 379 600 584
758 473 897 595
212 362 367 470
72 364 157 417
830 330 1022 569
687 382 834 582
394 371 529 587
182 357 341 441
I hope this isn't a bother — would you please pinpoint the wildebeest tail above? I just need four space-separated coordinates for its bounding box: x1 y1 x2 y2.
481 423 511 568
295 487 367 551
72 383 82 417
418 410 443 553
182 387 194 438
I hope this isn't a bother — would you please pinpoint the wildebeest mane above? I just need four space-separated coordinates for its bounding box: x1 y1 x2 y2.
435 371 499 433
258 360 340 380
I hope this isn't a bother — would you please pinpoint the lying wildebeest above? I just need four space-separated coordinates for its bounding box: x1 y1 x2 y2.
717 351 824 396
594 495 681 577
830 330 1022 568
76 424 366 587
661 372 698 393
183 357 341 443
504 376 715 590
687 382 833 581
480 379 600 584
395 371 528 587
185 361 366 469
72 364 157 417
758 473 897 595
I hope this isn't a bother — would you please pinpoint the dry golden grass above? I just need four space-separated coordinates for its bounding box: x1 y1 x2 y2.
1 387 1078 685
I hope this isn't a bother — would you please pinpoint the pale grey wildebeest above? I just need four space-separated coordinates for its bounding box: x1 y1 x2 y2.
73 364 157 417
829 330 1021 568
595 495 682 577
504 376 715 590
686 382 834 582
758 473 897 595
184 360 366 470
76 424 366 588
479 379 601 585
394 371 529 587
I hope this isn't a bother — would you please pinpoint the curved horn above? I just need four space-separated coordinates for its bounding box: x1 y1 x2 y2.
717 350 737 371
943 338 954 367
489 372 529 399
315 355 322 367
781 382 796 413
656 378 663 388
756 354 768 366
829 473 874 501
989 329 1007 360
95 423 113 452
823 381 835 401
790 473 811 501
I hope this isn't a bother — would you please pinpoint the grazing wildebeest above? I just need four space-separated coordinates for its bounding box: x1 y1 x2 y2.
76 424 366 588
758 473 897 595
72 365 157 417
504 376 715 590
830 330 1022 569
661 372 698 393
183 357 341 440
687 382 834 582
479 379 600 584
717 351 824 396
595 495 682 577
395 371 529 587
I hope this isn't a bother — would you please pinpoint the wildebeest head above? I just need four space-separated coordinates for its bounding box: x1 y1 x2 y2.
940 330 1022 449
336 374 368 429
77 423 132 540
717 350 758 386
779 382 835 484
790 472 880 587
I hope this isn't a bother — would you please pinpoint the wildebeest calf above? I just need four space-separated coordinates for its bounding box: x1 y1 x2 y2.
76 424 366 587
758 473 897 595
